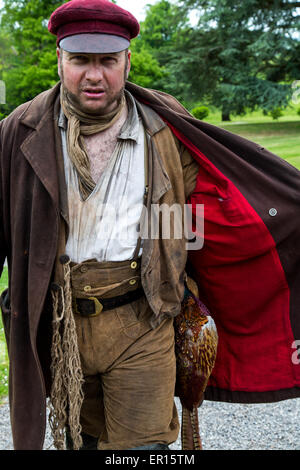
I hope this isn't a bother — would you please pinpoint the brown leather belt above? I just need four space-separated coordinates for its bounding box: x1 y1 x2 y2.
73 287 144 317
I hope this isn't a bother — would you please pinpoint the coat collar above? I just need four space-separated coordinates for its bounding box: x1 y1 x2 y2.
18 82 170 211
19 82 61 129
134 99 166 137
19 83 61 209
134 99 171 204
19 84 59 207
19 81 167 136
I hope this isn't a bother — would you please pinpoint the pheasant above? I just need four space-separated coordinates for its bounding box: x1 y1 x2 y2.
174 277 218 450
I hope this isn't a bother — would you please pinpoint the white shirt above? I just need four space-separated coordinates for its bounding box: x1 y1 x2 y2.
59 91 145 263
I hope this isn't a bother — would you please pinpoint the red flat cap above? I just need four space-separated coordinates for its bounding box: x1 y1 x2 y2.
48 0 140 53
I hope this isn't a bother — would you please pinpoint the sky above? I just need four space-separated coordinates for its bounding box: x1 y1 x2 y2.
0 0 197 24
0 0 198 25
0 1 162 21
116 0 160 21
116 0 198 25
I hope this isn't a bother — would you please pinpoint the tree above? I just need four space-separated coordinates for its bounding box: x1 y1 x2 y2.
0 0 168 116
0 0 64 117
136 0 191 98
139 0 188 52
128 41 168 89
173 0 300 119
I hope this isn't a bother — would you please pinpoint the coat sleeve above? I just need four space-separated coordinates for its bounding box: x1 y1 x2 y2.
179 142 199 200
172 133 199 199
0 120 7 274
0 119 10 351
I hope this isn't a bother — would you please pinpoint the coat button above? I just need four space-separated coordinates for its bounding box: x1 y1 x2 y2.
59 254 70 265
129 279 137 286
131 261 137 269
80 266 88 273
269 208 277 217
51 283 60 292
84 285 92 292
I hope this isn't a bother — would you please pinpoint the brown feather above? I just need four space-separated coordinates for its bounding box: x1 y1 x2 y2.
181 406 203 450
175 285 218 450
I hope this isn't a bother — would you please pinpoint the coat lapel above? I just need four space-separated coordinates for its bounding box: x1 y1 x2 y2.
19 84 61 209
135 100 172 276
135 99 172 203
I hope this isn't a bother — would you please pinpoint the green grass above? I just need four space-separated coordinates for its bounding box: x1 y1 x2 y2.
221 121 300 169
204 105 300 169
204 102 300 124
0 266 8 403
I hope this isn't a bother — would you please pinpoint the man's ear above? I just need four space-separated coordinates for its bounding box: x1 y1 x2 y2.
126 50 131 79
56 47 62 78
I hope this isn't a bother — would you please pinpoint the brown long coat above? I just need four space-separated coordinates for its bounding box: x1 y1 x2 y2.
1 81 300 449
0 82 198 449
127 82 300 405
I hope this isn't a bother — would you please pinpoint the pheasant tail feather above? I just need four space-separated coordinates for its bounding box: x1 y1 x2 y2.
181 406 203 450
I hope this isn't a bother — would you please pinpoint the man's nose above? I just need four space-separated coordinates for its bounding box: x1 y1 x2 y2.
85 64 104 82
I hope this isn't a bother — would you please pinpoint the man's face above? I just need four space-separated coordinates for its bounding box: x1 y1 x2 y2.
57 48 131 115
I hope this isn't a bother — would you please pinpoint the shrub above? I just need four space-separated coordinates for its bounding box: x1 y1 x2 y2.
269 107 284 120
297 108 300 117
191 105 210 120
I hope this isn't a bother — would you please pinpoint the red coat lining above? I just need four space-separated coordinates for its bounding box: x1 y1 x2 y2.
167 122 300 392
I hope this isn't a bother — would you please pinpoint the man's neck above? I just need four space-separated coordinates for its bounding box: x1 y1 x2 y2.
83 101 128 184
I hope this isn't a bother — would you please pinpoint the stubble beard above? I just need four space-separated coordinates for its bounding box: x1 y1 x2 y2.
59 60 127 116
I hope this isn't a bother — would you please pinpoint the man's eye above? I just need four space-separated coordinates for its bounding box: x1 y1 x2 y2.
71 56 88 62
103 57 117 63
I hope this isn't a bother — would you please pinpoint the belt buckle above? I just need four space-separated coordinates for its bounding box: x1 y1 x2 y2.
88 297 103 316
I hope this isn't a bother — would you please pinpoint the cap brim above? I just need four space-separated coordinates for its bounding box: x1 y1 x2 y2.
59 33 130 53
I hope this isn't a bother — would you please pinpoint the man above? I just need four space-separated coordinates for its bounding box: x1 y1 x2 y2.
1 0 300 452
0 0 199 451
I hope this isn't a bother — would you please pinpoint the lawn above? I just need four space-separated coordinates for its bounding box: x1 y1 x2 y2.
220 120 300 168
0 108 299 401
205 104 300 168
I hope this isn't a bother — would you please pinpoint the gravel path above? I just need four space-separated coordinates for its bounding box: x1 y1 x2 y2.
1 396 300 450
